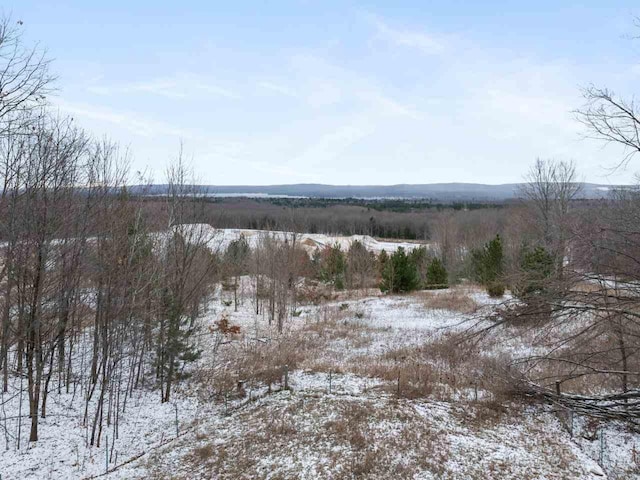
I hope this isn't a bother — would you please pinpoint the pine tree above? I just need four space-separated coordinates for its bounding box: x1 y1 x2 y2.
426 257 448 288
380 247 420 293
470 234 505 296
377 250 389 278
409 246 430 286
516 245 554 296
319 243 346 290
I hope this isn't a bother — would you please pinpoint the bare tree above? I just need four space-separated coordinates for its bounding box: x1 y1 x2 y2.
346 240 376 290
158 151 216 403
477 179 640 426
520 158 581 277
576 86 640 170
223 234 249 312
8 114 88 441
0 14 56 398
0 16 54 134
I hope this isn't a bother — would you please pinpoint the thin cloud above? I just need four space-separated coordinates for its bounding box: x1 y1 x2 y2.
55 99 197 138
257 81 298 98
52 8 637 185
293 120 376 166
287 53 419 116
88 73 238 99
356 90 422 120
367 14 445 54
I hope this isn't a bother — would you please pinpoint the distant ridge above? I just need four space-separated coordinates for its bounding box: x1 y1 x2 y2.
128 183 624 201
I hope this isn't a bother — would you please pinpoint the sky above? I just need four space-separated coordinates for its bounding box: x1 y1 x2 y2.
3 1 640 185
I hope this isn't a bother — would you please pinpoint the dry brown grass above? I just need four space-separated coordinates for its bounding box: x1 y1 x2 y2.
419 289 479 314
192 331 320 399
149 395 448 480
143 388 590 480
197 295 516 415
301 313 374 346
331 287 381 301
342 332 519 413
295 282 338 304
191 443 215 462
193 307 380 398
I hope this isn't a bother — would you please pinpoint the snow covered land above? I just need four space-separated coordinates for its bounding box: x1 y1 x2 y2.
1 280 638 480
160 225 429 255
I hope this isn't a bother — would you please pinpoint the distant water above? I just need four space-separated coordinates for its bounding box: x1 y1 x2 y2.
144 193 308 199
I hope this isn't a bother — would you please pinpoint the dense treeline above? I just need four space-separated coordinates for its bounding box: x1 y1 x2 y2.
266 197 508 212
126 191 603 242
126 195 518 242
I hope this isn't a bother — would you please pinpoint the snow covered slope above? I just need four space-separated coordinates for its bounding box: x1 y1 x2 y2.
170 225 429 254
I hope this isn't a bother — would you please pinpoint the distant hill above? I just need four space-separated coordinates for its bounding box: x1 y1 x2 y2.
128 183 623 201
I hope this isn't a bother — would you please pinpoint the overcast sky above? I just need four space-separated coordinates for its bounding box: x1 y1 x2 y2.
4 1 640 185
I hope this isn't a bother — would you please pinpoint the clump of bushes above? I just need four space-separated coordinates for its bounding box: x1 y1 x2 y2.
380 247 448 293
486 282 506 298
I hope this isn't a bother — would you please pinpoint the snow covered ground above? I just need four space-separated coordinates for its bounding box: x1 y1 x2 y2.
118 373 606 480
1 283 638 479
0 379 201 479
164 224 430 255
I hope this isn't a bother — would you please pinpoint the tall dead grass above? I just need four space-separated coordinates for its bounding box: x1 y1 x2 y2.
419 289 479 314
192 307 379 397
339 330 520 418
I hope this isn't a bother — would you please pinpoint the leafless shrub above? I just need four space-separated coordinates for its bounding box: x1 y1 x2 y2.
295 281 337 304
419 289 479 314
336 330 519 409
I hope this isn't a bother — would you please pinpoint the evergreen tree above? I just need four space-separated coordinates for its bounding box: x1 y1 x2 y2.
377 249 389 278
157 235 214 401
224 234 250 310
311 248 323 278
470 234 504 285
225 234 250 266
426 257 448 288
516 245 554 296
380 247 420 293
409 246 430 286
319 243 346 289
470 234 505 296
485 234 504 281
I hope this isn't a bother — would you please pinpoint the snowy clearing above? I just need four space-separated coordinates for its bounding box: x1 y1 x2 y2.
1 283 638 479
166 225 430 255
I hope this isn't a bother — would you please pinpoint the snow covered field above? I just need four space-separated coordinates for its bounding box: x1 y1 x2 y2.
125 374 605 480
1 283 638 479
161 225 430 255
